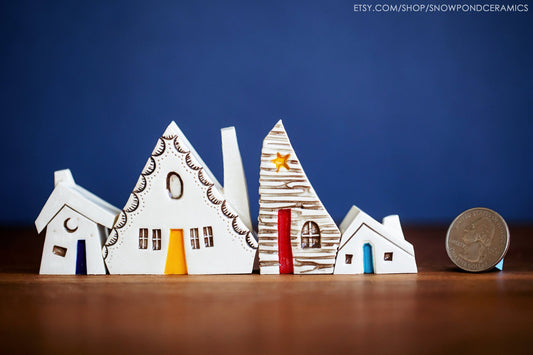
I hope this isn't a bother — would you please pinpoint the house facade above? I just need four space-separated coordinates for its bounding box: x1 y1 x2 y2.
334 206 417 274
35 169 120 275
258 120 341 274
103 122 257 274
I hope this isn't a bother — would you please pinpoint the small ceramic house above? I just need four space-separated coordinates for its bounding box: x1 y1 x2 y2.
103 122 257 274
334 206 417 274
258 120 341 274
35 169 120 275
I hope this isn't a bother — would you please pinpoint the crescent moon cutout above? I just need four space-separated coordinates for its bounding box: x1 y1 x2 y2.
64 218 78 233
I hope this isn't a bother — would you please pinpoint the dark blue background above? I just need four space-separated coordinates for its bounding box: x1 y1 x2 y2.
1 1 531 225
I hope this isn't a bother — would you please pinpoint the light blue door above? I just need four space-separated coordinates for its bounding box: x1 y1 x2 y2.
363 243 374 274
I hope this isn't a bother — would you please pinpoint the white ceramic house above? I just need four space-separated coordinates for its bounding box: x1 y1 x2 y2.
334 206 417 274
103 121 257 274
258 120 341 274
35 169 120 275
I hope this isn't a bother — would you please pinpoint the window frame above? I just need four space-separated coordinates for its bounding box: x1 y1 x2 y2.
203 226 214 248
190 228 200 250
166 172 184 199
53 245 67 257
152 229 161 250
139 228 148 249
301 221 321 248
345 254 353 264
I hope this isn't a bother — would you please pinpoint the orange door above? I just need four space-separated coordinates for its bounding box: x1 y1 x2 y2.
165 229 188 274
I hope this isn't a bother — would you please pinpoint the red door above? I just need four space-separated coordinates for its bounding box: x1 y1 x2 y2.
278 209 294 274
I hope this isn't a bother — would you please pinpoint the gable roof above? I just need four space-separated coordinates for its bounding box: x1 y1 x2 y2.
164 121 223 191
35 169 120 233
103 121 257 259
259 120 337 210
338 205 414 256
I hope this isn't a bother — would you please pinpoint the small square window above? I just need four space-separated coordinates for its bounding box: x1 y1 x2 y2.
53 245 67 257
345 254 353 264
384 252 393 261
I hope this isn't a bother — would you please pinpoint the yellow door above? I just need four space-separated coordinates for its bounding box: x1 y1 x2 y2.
164 229 188 274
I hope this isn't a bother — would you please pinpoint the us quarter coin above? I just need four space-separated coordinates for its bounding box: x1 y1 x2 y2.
446 208 510 272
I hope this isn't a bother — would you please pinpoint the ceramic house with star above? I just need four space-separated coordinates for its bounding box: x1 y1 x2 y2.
103 122 257 275
35 169 120 275
258 120 341 274
334 206 417 274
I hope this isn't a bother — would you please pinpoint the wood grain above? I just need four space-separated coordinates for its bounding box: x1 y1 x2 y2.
258 121 341 274
1 226 532 354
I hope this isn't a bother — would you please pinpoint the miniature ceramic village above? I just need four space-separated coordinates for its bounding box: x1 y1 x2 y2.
35 121 418 275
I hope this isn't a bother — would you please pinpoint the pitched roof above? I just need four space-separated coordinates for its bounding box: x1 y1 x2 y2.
35 169 120 233
103 121 257 259
163 121 223 191
258 120 341 273
338 205 414 256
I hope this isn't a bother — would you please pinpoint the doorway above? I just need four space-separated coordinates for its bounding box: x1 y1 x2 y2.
75 240 87 275
278 209 293 274
165 229 188 274
363 243 374 274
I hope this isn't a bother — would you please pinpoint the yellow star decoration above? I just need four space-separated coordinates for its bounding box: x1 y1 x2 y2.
271 152 290 172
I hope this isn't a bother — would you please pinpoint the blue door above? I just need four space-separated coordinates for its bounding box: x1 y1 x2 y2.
363 243 374 274
76 240 87 275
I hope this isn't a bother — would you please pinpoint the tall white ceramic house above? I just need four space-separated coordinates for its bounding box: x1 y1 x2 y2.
35 169 120 275
103 122 257 275
334 206 417 274
258 120 341 274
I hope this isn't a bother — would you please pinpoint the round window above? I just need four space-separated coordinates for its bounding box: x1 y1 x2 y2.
166 172 183 199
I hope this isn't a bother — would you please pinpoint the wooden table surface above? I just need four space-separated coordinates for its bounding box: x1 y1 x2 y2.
1 226 532 354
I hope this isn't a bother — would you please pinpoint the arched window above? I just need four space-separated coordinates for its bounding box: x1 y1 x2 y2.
301 221 320 248
166 172 183 199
